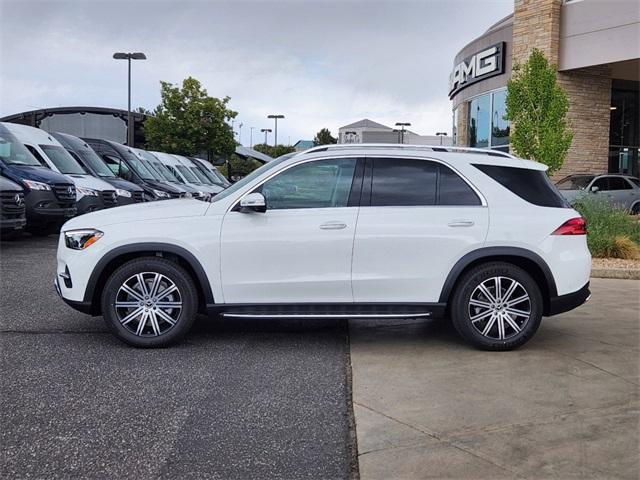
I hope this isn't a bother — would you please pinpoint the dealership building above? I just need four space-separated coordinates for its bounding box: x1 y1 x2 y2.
450 0 639 178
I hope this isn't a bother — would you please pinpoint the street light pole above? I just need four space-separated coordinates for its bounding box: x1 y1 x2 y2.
267 114 284 146
261 128 272 145
250 127 255 148
238 122 243 146
436 132 448 146
395 122 411 144
113 52 146 146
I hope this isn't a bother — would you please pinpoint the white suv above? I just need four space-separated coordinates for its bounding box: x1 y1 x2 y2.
55 145 591 350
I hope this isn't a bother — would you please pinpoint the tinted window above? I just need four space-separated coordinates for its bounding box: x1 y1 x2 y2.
474 164 569 208
556 175 595 190
607 177 632 190
371 158 437 206
439 165 481 205
260 158 356 209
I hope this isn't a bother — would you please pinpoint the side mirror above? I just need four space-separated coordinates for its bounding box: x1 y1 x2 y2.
240 192 266 213
591 185 599 193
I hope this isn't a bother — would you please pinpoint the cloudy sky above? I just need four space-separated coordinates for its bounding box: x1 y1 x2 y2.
0 0 512 145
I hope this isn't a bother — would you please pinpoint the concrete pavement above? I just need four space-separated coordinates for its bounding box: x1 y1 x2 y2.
349 278 640 479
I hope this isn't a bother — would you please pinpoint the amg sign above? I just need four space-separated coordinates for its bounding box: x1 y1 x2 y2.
449 42 505 98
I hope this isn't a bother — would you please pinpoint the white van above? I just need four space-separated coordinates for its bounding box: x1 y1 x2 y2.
4 123 118 214
152 152 222 196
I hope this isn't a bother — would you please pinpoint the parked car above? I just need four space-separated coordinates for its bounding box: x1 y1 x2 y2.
0 123 76 236
129 149 203 200
56 145 591 350
556 174 640 214
0 176 26 236
189 157 231 188
152 152 222 196
176 155 225 193
52 132 145 205
83 139 185 201
4 123 115 214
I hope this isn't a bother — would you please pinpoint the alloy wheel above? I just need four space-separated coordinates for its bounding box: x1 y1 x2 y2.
468 276 531 340
115 272 182 337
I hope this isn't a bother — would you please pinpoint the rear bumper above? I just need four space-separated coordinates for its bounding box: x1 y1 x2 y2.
547 282 590 316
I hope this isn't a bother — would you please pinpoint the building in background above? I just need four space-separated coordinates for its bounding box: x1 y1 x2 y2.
0 106 146 147
338 119 453 146
450 0 639 177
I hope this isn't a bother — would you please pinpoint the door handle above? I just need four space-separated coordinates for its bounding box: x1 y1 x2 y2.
320 222 347 230
448 220 475 227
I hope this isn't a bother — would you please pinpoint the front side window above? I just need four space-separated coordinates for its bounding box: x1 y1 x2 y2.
259 158 357 210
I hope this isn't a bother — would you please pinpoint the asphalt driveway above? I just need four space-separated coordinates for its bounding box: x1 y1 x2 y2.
0 235 354 479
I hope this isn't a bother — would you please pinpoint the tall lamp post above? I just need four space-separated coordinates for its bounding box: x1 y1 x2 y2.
267 114 285 146
395 122 411 144
261 128 272 145
238 122 243 146
435 132 448 146
112 52 146 146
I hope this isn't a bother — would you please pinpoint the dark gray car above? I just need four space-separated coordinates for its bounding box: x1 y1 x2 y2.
556 174 640 214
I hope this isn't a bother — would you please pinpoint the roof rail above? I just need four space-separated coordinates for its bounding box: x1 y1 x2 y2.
302 143 518 159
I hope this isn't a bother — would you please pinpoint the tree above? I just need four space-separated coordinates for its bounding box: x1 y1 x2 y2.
313 128 336 146
505 48 572 175
218 154 261 181
252 143 296 158
143 77 237 158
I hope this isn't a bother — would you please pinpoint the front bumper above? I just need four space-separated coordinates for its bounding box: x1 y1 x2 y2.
547 282 591 316
55 276 93 314
1 216 27 231
26 190 76 226
77 195 103 215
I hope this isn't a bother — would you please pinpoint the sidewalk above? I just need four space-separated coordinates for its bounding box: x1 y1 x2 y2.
349 278 640 479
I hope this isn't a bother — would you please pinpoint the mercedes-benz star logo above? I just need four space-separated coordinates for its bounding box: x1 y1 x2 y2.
67 186 74 195
14 194 23 206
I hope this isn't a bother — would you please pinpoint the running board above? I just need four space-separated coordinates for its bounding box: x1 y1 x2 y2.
221 312 432 319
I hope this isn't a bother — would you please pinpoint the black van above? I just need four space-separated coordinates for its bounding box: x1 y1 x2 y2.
83 139 185 201
0 124 76 236
0 176 26 235
52 132 144 205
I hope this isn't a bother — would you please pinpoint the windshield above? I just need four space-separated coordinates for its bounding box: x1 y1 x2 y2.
190 166 212 184
40 145 86 174
124 156 156 180
212 156 288 202
196 164 225 185
152 161 180 182
0 132 42 166
176 164 200 183
556 175 595 190
144 159 169 181
210 167 230 185
75 147 115 178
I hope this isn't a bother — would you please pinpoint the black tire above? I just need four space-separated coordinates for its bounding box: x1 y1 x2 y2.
101 257 198 348
450 262 543 351
631 203 640 215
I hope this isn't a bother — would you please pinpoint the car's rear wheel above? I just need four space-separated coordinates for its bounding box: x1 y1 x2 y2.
101 257 198 347
631 202 640 215
450 262 543 351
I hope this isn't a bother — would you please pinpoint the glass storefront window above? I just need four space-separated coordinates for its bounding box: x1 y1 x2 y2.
469 94 490 148
452 108 458 145
491 90 510 147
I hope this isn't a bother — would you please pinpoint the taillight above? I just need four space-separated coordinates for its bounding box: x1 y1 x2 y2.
552 217 587 235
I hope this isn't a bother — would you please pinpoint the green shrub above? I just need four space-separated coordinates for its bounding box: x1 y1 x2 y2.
572 197 640 258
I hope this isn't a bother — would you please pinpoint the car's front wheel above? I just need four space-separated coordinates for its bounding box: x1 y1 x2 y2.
450 262 543 351
101 257 198 347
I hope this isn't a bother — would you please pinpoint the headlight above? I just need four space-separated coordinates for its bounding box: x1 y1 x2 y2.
23 180 51 191
184 192 192 198
64 229 103 250
77 187 99 197
153 189 170 198
115 188 132 198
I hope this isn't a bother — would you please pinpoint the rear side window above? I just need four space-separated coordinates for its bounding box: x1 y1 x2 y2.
473 164 569 208
370 158 481 206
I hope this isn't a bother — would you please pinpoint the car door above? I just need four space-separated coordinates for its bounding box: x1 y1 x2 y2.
593 176 634 209
352 156 489 303
220 157 362 304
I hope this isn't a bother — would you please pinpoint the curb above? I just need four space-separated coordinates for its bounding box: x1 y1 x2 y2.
591 269 640 280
